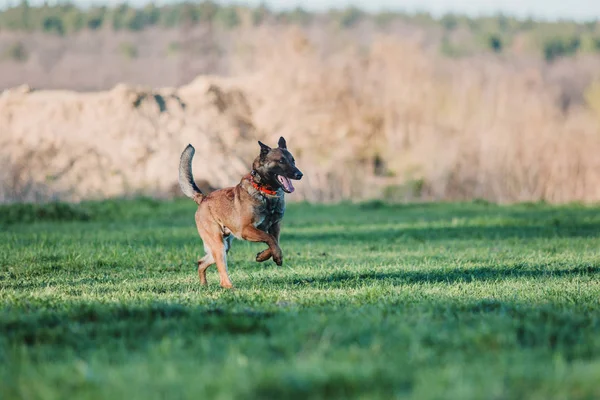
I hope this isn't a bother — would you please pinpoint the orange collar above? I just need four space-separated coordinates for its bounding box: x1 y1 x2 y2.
250 175 278 196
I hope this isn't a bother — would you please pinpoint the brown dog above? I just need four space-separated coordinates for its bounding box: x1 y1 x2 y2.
178 137 303 288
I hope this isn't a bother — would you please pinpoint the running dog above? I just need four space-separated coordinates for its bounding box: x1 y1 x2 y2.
178 137 303 288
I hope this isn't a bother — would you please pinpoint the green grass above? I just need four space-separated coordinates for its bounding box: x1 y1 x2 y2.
1 199 600 399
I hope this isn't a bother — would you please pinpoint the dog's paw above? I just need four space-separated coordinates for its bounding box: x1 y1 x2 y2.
220 281 234 289
273 250 283 266
256 249 272 262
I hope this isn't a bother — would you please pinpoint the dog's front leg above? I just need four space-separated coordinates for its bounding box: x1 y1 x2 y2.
256 222 280 263
242 225 283 266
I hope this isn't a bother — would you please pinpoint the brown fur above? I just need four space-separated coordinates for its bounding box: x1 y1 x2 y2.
178 136 302 288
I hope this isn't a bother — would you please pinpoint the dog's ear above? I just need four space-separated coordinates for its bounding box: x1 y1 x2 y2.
258 141 271 158
278 136 287 149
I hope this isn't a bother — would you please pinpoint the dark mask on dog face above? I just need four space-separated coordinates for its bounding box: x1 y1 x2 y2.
253 137 303 193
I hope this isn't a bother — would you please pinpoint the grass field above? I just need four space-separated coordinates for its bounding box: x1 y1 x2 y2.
1 198 600 399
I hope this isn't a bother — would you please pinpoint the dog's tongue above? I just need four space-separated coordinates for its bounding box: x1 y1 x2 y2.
277 175 295 193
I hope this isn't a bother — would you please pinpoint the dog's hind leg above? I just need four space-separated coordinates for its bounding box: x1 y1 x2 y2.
198 223 234 288
198 250 215 286
205 235 234 289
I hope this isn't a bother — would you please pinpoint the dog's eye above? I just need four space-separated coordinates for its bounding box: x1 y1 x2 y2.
278 159 285 164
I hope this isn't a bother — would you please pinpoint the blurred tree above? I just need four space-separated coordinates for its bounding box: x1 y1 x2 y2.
440 13 458 31
110 3 129 31
143 3 160 26
124 8 146 31
584 20 597 32
197 1 218 23
520 17 536 31
543 35 581 62
251 2 270 26
496 13 510 32
63 7 85 33
43 15 64 35
20 0 32 31
373 11 397 28
214 6 240 29
2 0 35 31
86 7 106 30
159 5 180 28
279 7 312 26
412 11 435 26
0 1 596 61
488 33 503 53
338 7 364 29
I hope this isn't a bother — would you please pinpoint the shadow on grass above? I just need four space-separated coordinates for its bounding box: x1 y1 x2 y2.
2 294 599 365
283 264 600 287
2 295 599 399
280 223 600 244
1 303 273 351
94 220 600 251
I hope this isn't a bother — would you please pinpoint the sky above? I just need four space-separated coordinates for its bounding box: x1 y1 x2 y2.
5 0 600 22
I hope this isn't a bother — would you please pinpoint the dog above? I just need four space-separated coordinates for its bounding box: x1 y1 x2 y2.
178 136 303 288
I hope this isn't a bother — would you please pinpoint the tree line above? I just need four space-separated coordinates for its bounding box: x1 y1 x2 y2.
1 1 599 61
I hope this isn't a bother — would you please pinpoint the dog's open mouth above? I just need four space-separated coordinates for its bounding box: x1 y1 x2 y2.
277 175 295 193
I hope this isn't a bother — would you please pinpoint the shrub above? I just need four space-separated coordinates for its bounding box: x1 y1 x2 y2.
382 179 425 203
338 7 364 29
214 6 240 29
488 34 503 53
42 16 65 35
86 7 106 30
118 42 138 59
110 4 129 30
251 3 270 26
2 41 28 62
124 9 146 31
440 13 459 31
285 7 312 26
440 36 469 58
166 41 180 57
543 35 581 62
158 6 179 28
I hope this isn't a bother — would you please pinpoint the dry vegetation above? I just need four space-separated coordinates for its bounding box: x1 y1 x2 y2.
1 21 600 204
236 27 600 203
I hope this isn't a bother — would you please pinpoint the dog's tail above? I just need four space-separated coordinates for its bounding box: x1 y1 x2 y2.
178 144 204 205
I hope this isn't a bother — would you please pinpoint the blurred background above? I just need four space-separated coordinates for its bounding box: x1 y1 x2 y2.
1 0 599 204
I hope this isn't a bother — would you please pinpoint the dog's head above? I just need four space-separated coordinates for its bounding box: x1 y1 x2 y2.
252 136 303 194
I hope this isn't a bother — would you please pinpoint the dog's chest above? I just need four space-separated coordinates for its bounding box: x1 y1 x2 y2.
254 196 285 231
